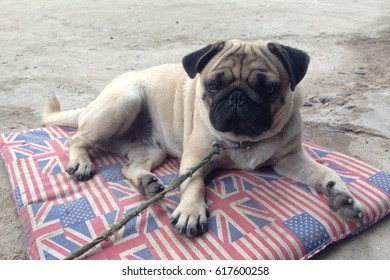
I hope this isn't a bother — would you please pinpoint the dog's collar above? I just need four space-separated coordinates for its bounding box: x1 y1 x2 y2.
212 139 260 150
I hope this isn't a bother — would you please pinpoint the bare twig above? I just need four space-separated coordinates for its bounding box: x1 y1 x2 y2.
64 145 220 260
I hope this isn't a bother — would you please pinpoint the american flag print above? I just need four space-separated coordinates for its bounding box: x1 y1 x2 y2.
1 127 390 260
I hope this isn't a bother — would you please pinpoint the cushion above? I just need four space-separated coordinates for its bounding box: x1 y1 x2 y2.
1 126 389 260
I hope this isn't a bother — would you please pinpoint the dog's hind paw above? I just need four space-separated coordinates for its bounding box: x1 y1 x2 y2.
137 173 165 197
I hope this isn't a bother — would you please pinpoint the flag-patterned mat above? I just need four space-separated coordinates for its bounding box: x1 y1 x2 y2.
1 127 389 260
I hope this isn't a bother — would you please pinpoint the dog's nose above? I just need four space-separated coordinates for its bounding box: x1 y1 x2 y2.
229 90 247 106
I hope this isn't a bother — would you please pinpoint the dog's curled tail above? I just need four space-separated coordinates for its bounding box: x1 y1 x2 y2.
42 96 83 128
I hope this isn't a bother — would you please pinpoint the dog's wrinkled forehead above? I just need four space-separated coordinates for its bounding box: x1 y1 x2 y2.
207 40 279 78
182 39 310 91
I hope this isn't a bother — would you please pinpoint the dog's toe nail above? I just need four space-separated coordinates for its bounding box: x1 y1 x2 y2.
66 163 79 175
170 217 178 226
197 222 208 234
188 227 198 237
66 168 75 175
179 226 187 235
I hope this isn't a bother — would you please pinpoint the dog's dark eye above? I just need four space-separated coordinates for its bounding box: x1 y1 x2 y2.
207 83 219 93
263 84 276 95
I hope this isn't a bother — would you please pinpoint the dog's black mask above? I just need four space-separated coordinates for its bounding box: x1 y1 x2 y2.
209 90 273 136
206 74 278 136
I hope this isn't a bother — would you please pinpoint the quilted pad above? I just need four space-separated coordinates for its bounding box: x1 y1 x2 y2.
1 126 389 260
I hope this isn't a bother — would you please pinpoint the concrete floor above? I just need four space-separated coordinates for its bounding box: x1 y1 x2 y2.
0 0 389 259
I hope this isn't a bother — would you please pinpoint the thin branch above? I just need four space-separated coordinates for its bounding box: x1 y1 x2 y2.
64 145 220 260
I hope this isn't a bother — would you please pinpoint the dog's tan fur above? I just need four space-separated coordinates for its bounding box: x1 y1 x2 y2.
43 40 364 237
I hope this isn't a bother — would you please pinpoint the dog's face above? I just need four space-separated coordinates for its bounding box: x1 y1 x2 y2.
182 40 310 142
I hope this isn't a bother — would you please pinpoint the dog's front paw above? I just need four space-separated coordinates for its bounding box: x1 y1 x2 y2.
66 160 95 181
137 173 165 197
171 200 210 237
326 180 364 222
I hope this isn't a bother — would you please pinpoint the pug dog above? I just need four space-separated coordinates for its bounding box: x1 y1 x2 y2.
43 39 364 237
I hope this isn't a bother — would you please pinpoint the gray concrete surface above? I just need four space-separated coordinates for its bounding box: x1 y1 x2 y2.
0 0 389 259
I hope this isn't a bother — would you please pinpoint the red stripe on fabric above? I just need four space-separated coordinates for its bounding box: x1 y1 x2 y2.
274 180 344 237
51 172 70 203
41 238 69 258
33 201 51 226
28 159 46 203
354 180 390 213
31 222 63 242
253 182 303 216
83 180 107 215
64 228 92 246
260 225 289 259
94 175 116 213
149 231 173 259
207 233 242 259
159 227 188 259
164 226 202 259
138 211 148 236
351 181 389 221
325 155 371 177
249 187 291 220
267 223 301 259
235 238 257 259
186 237 213 259
250 229 280 259
236 172 302 218
241 233 272 259
17 160 34 204
330 151 380 173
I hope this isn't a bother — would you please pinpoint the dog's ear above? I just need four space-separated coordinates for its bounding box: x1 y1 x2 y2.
267 42 310 91
182 41 225 79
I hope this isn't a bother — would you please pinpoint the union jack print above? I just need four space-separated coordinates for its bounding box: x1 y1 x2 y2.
1 127 389 260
